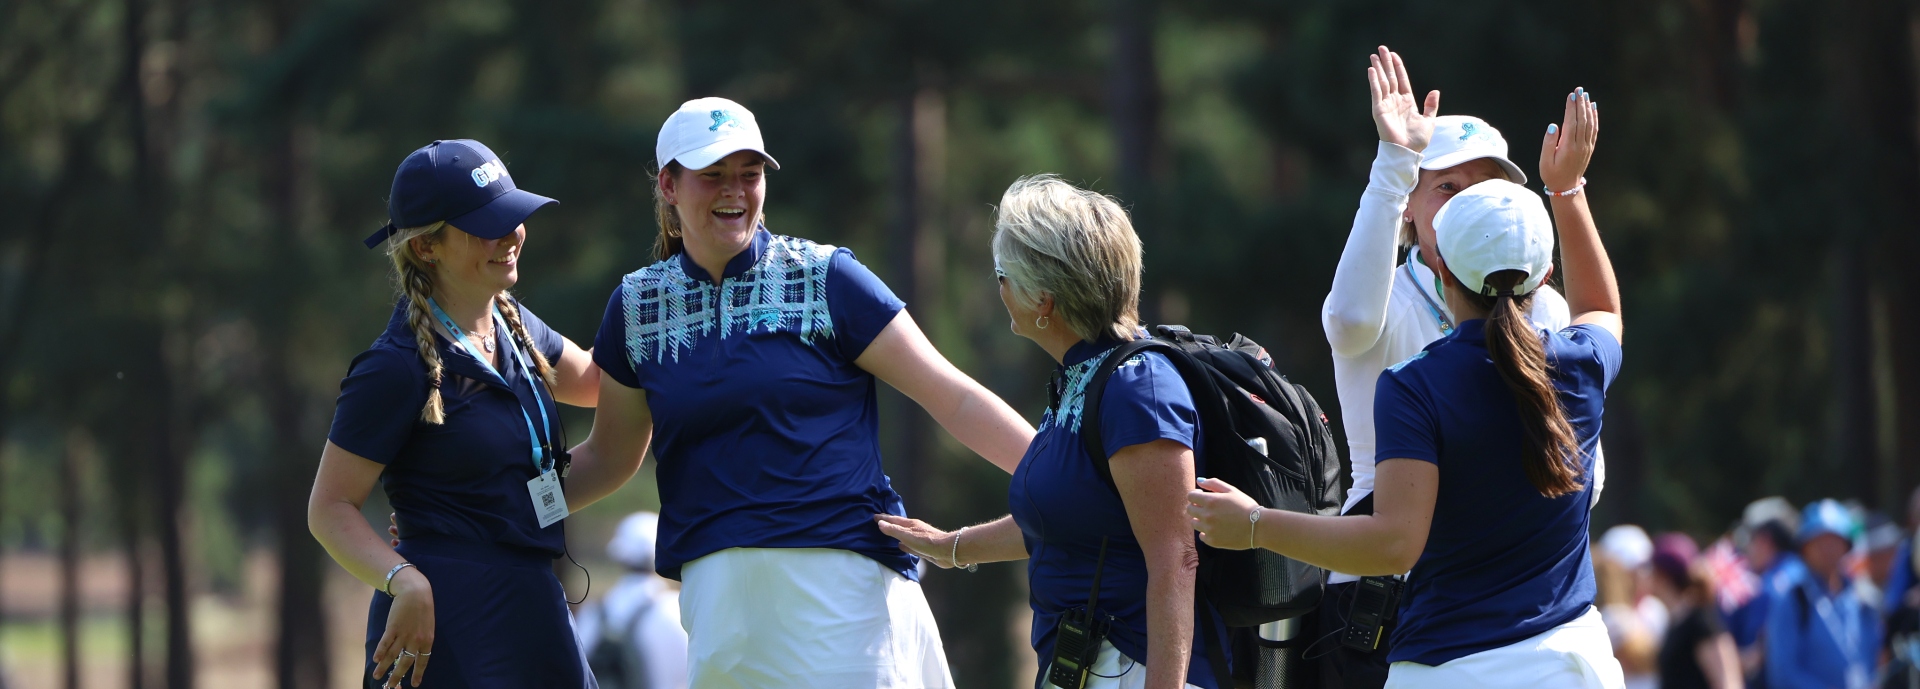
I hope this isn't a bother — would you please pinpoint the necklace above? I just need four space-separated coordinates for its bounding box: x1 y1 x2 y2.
471 325 496 353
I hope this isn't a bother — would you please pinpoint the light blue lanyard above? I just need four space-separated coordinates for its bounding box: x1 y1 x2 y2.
427 298 553 472
1403 262 1453 334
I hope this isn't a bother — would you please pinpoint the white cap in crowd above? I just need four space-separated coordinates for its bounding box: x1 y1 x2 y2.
656 97 781 171
1433 179 1555 297
607 511 661 572
1599 524 1654 569
1423 116 1526 184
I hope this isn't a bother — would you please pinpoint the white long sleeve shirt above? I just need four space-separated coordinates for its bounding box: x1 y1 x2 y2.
1321 142 1604 583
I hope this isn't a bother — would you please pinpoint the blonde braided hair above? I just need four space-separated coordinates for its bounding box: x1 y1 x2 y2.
387 222 559 424
389 222 451 424
493 294 557 387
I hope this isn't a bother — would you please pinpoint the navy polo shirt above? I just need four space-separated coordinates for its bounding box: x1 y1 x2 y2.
1373 320 1621 666
1008 338 1224 688
592 229 912 581
328 299 568 557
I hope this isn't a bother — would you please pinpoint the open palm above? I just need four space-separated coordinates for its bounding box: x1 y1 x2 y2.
1369 46 1440 152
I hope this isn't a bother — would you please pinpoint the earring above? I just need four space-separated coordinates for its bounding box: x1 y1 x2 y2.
1035 315 1050 330
1402 216 1413 224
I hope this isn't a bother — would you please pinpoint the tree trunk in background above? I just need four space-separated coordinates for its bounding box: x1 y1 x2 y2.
122 0 192 684
123 502 146 689
887 87 932 505
1838 0 1920 509
265 117 331 689
60 429 85 689
1834 242 1878 504
1109 0 1161 195
1107 0 1161 317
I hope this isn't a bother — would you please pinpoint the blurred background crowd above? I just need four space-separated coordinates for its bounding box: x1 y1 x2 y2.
1595 492 1920 689
5 0 1920 687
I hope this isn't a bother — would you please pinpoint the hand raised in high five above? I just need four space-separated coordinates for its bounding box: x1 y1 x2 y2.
1369 46 1441 152
1540 87 1599 193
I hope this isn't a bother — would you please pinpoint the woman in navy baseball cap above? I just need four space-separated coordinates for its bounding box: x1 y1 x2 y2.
311 139 619 688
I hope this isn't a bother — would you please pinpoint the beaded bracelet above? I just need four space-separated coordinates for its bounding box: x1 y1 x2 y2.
1545 176 1587 197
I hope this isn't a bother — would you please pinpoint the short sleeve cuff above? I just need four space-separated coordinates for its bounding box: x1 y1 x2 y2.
826 249 906 361
593 286 644 389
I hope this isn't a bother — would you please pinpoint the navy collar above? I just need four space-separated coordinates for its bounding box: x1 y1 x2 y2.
1063 335 1127 368
677 227 771 284
377 301 513 391
1450 319 1488 344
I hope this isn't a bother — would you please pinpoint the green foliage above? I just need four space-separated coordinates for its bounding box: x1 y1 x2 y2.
4 0 1917 685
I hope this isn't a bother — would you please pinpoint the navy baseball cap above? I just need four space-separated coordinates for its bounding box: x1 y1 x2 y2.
362 139 557 249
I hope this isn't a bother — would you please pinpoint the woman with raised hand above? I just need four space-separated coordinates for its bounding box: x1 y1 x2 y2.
1314 46 1605 687
569 97 1035 688
1191 90 1626 688
310 139 606 689
876 175 1221 689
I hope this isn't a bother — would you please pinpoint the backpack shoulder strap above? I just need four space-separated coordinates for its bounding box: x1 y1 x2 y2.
1079 337 1175 491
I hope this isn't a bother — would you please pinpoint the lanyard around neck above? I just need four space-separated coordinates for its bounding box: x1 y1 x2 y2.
1403 261 1453 334
1799 576 1866 670
427 297 553 472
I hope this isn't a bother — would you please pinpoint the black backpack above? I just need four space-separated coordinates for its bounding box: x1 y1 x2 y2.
1070 325 1346 679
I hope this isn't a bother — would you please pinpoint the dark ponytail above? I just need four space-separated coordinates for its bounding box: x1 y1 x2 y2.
1469 270 1583 498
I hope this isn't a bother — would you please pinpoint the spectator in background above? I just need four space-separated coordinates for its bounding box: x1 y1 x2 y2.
1652 533 1743 689
1881 487 1920 689
1861 515 1903 616
1765 500 1879 689
1600 524 1666 689
1730 496 1804 688
578 512 688 689
1884 487 1919 622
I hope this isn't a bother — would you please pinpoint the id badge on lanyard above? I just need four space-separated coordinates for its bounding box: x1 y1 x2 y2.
428 299 570 528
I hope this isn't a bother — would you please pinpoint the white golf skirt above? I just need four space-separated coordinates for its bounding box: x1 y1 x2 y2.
1385 606 1624 689
679 547 954 689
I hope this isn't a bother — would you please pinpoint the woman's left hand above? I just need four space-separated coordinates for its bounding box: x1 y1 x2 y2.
1187 477 1262 550
874 514 958 568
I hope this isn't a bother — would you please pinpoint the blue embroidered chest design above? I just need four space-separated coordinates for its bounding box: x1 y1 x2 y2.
1041 347 1149 433
619 235 836 366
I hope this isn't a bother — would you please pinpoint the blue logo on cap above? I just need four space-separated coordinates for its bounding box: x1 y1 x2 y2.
709 110 739 132
1459 122 1478 141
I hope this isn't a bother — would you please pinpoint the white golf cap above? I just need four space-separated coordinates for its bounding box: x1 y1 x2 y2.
1423 116 1526 184
1433 178 1554 297
655 97 781 171
1598 524 1653 569
606 511 660 572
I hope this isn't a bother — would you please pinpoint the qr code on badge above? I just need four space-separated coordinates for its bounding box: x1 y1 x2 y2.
542 492 556 507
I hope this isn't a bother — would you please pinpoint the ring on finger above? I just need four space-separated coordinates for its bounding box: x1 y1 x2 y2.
399 650 416 658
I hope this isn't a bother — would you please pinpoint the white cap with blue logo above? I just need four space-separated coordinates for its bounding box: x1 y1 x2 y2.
656 97 782 172
1433 178 1555 297
1423 115 1526 185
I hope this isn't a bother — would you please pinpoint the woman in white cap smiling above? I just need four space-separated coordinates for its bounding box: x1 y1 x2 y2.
566 98 1036 688
1310 46 1609 687
1189 88 1628 687
311 139 611 688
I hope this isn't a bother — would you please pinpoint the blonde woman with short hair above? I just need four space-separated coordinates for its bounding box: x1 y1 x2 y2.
880 175 1221 689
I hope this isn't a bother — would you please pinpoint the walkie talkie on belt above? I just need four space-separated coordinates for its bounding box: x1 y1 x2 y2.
1047 537 1113 689
1341 575 1405 652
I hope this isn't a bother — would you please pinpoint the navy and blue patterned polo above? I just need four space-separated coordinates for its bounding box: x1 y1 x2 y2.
592 228 915 581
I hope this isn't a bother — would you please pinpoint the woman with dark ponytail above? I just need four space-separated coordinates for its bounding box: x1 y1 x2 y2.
1189 90 1627 688
310 140 617 688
